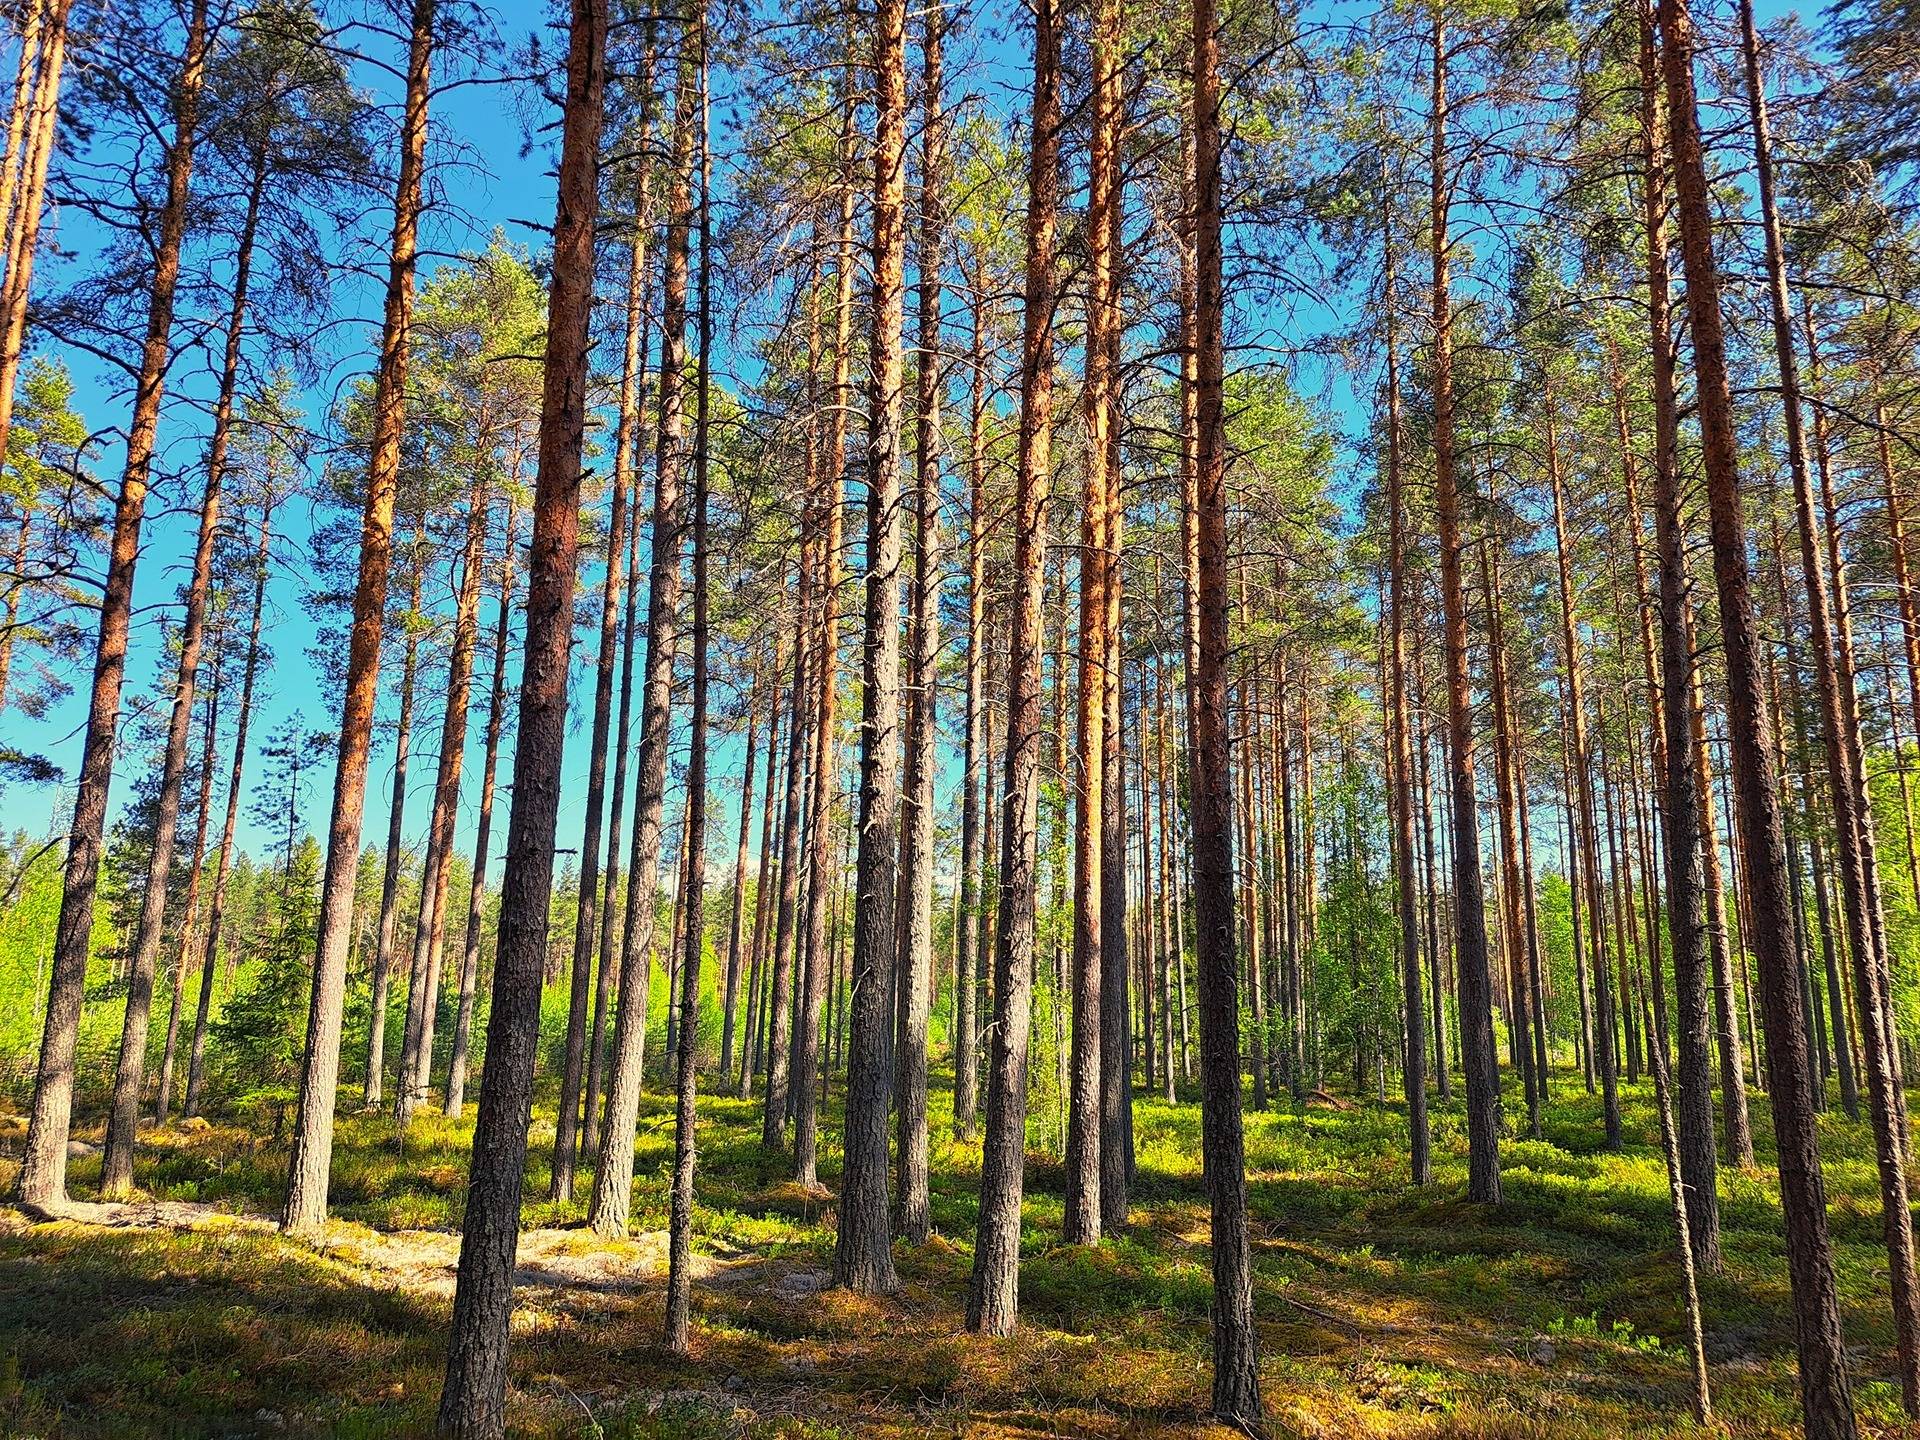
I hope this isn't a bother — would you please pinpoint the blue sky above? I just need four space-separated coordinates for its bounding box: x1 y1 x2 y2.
3 0 1811 894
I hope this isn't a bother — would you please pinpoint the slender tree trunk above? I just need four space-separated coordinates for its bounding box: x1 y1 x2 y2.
1096 31 1132 1224
186 501 274 1118
1548 408 1620 1151
792 104 859 1187
1427 10 1500 1205
761 517 812 1139
585 186 657 1154
1064 0 1120 1243
666 54 711 1350
552 216 642 1192
283 0 435 1235
1382 237 1430 1180
1629 61 1727 1240
155 619 223 1121
966 0 1057 1335
589 22 695 1239
365 524 426 1110
720 668 761 1081
1190 0 1260 1416
0 0 69 472
395 470 489 1126
447 501 519 1117
1658 2 1855 1431
742 632 783 1098
893 0 944 1246
953 275 989 1140
833 0 909 1294
436 0 605 1428
18 0 208 1212
102 135 268 1193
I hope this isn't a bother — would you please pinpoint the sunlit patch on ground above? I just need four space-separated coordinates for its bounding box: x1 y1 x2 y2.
0 1071 1913 1436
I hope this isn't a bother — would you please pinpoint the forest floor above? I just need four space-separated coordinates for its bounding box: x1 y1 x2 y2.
0 1070 1914 1439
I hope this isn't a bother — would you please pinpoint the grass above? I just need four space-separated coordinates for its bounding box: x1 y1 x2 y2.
1 1067 1916 1437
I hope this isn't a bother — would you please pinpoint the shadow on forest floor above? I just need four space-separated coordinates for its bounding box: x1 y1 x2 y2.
0 1071 1909 1437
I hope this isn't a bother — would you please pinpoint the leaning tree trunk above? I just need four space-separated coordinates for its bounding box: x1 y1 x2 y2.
1190 0 1261 1417
551 310 636 1204
154 620 222 1120
101 132 267 1196
584 186 655 1154
792 105 859 1187
966 0 1058 1337
435 0 605 1430
834 0 909 1295
18 0 208 1212
283 0 435 1236
1629 39 1724 1251
1657 0 1856 1433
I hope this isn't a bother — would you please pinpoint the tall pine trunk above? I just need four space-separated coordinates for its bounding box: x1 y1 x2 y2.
185 500 275 1118
436 0 605 1427
1427 10 1500 1205
1658 0 1855 1432
283 0 435 1234
1191 0 1261 1415
893 0 944 1245
446 500 518 1117
589 20 695 1239
102 134 267 1194
966 0 1058 1335
19 0 208 1211
834 0 909 1293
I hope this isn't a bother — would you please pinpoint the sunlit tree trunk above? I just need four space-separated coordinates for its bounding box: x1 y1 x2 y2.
893 0 944 1246
551 219 642 1193
1658 1 1855 1431
364 524 425 1110
792 98 859 1187
952 270 990 1140
835 0 908 1292
446 501 519 1117
186 501 275 1118
103 133 268 1191
1190 0 1260 1416
1547 407 1620 1150
1426 8 1500 1205
666 46 712 1350
283 0 435 1235
0 0 69 473
761 287 819 1146
585 188 657 1155
395 469 489 1127
1382 237 1430 1180
436 0 605 1427
19 0 210 1212
589 21 694 1238
966 0 1057 1335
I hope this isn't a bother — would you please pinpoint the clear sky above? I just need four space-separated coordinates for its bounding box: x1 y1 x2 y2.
2 0 1812 892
